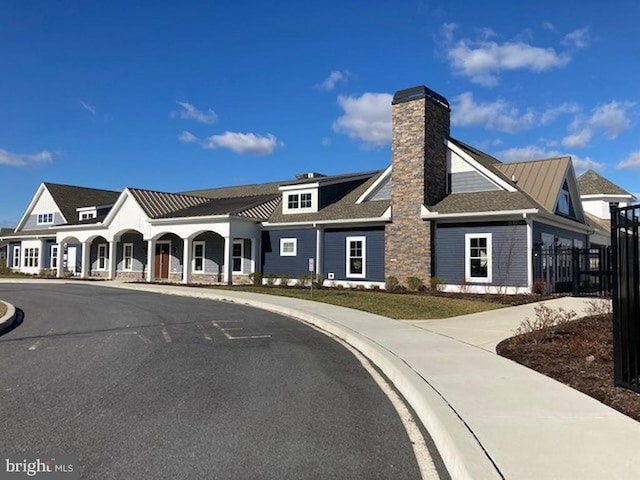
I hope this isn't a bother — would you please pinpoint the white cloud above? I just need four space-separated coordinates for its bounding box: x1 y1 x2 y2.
0 149 53 167
562 128 593 148
80 100 96 115
451 92 535 133
563 28 590 48
441 24 580 86
540 103 580 125
496 145 603 174
542 22 556 31
333 93 393 148
617 151 640 170
497 145 559 163
172 101 217 124
562 101 634 147
178 131 198 143
202 132 282 155
321 137 331 147
317 70 350 91
442 24 572 85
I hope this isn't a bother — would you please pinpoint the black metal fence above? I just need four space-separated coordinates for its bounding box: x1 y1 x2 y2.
612 204 640 392
533 245 612 296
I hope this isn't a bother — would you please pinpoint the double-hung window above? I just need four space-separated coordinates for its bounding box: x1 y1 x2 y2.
300 193 312 208
23 248 39 268
50 245 59 270
465 233 492 283
12 246 20 268
232 241 243 273
122 243 133 271
287 194 299 209
97 244 107 270
346 236 366 278
193 241 205 272
37 213 54 225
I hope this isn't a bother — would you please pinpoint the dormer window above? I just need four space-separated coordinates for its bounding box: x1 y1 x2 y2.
37 213 54 225
77 206 98 221
283 189 317 214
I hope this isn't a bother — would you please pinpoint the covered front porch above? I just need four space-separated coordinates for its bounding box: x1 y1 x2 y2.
55 219 260 284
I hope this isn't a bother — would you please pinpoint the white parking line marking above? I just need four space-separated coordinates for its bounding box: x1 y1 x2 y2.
28 328 54 351
197 323 212 341
161 327 172 343
212 321 270 340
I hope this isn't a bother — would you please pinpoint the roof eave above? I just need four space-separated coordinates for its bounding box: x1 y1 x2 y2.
421 208 539 220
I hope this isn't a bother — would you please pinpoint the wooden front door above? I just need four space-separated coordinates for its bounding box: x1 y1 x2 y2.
155 243 170 279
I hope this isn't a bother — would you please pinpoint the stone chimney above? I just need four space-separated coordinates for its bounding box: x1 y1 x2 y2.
384 85 451 286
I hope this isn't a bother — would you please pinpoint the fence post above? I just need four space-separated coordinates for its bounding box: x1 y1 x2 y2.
572 247 579 296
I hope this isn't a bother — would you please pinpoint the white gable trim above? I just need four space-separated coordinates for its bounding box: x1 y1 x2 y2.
356 165 392 204
15 183 68 232
446 140 517 192
554 162 586 222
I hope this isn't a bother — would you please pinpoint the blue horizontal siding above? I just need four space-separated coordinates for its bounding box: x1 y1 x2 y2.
262 228 317 276
435 222 528 287
323 227 385 282
532 221 588 247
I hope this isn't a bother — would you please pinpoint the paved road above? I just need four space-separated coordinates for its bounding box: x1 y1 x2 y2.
0 283 423 479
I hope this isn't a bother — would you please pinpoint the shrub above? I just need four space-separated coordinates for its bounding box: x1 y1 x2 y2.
385 276 399 291
278 273 292 286
532 280 547 295
313 274 325 288
264 273 276 287
296 274 311 287
457 279 470 294
248 272 263 286
406 276 424 291
583 298 612 316
355 284 366 291
0 258 8 274
514 304 577 343
429 276 446 291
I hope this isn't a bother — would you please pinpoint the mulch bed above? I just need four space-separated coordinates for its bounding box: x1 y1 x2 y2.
497 313 640 422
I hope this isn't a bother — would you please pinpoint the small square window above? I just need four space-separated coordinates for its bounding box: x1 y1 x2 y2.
280 238 297 256
300 193 312 208
287 194 299 209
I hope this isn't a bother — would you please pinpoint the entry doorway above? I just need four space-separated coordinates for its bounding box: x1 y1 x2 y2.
155 242 171 279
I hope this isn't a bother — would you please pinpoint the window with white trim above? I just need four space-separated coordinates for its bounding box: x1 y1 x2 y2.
80 212 96 220
50 245 59 270
23 247 39 268
283 190 317 214
300 193 312 208
97 244 107 270
193 241 205 272
12 246 20 268
123 243 133 271
37 213 54 225
346 236 366 278
232 240 243 273
280 238 297 256
465 234 492 283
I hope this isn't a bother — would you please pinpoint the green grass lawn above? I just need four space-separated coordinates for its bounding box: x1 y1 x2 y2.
0 301 6 317
212 285 505 319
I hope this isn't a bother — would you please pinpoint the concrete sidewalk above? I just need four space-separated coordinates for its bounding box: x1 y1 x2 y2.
4 280 640 479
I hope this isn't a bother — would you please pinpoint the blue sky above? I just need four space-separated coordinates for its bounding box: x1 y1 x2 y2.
2 0 640 226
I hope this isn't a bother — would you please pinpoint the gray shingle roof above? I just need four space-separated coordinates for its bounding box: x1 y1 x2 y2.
267 171 389 223
45 183 121 225
578 169 632 196
430 191 540 214
128 189 212 219
183 181 282 199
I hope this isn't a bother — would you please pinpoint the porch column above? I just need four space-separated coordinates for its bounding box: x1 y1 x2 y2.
182 237 191 284
223 236 232 285
250 238 257 274
146 240 154 282
38 240 45 273
81 241 91 279
107 240 117 280
56 242 65 278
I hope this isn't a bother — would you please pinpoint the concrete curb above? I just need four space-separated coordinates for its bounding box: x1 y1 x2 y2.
0 300 17 334
102 282 502 480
